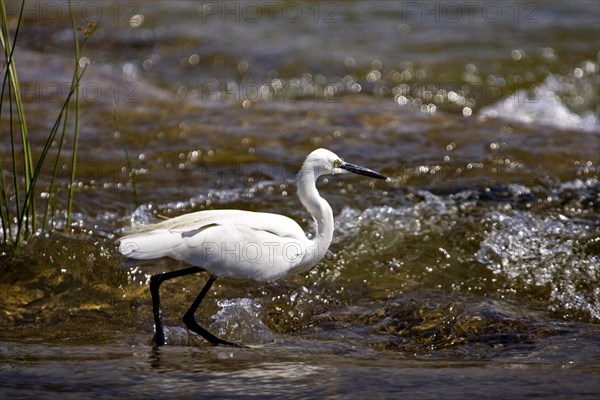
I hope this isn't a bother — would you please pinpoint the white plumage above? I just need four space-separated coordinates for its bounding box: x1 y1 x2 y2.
119 210 311 281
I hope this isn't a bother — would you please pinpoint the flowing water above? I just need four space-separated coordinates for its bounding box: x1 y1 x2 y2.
1 1 599 398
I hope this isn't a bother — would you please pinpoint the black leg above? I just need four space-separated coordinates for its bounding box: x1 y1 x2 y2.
149 267 203 346
183 275 240 347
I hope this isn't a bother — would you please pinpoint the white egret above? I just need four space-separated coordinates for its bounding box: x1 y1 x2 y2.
118 148 387 346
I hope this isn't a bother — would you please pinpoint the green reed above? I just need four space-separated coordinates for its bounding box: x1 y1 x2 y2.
0 0 96 248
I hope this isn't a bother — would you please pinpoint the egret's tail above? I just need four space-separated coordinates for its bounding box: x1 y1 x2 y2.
118 230 180 260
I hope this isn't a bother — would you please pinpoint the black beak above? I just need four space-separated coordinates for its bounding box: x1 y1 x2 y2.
340 162 387 180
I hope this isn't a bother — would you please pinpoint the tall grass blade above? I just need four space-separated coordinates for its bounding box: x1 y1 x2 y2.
0 0 96 248
66 1 81 229
0 0 31 246
31 65 87 231
0 0 21 243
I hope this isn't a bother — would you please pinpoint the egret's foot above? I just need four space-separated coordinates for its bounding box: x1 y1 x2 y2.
204 335 242 348
182 315 243 347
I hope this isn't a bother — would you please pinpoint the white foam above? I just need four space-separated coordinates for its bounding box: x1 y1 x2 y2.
479 67 600 133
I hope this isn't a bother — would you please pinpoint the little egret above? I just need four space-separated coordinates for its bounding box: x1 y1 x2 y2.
118 148 387 346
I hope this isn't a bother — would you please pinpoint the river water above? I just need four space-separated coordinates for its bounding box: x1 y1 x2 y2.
1 1 599 398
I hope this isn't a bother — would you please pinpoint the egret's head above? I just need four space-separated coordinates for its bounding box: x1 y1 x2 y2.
302 148 387 180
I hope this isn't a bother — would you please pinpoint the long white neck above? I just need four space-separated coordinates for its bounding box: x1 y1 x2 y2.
297 166 334 266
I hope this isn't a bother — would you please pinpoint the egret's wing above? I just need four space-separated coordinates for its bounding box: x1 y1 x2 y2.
177 223 308 281
121 209 305 238
118 211 229 259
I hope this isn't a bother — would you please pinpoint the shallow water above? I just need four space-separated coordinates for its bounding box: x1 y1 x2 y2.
1 1 599 398
1 336 599 400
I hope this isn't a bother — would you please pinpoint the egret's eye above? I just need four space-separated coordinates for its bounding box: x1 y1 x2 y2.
333 159 343 169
